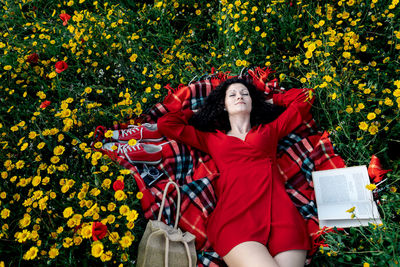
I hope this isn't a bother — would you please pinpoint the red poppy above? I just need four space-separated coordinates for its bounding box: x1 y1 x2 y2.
39 100 51 109
27 53 39 64
55 61 68 73
368 154 392 183
59 13 71 26
92 222 108 241
113 180 125 191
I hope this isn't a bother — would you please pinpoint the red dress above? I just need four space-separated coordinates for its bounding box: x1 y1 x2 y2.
158 88 313 257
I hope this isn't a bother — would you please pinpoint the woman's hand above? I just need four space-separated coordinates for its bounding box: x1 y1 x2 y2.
265 98 273 104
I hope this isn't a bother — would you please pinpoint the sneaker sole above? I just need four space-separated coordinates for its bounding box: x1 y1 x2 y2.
117 137 164 143
127 158 162 165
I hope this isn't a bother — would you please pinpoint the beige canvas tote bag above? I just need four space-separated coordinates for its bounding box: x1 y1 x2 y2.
137 179 197 267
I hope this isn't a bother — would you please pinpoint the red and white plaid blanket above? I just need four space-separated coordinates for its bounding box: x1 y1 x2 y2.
94 68 346 266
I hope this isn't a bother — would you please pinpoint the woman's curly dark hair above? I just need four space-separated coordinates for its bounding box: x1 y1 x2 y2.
189 78 285 132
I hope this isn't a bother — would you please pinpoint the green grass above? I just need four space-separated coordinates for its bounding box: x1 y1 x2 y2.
0 0 399 266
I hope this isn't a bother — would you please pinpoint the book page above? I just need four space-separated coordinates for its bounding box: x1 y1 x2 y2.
312 166 381 228
317 172 368 204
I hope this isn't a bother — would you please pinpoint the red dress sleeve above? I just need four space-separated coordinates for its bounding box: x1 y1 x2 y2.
157 109 210 153
270 88 315 140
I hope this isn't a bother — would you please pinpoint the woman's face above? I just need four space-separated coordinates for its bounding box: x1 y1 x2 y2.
224 83 252 116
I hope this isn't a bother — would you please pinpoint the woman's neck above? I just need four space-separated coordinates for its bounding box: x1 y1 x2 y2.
227 115 251 136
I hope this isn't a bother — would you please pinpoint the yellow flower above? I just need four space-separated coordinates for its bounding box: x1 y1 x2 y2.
107 214 116 224
4 65 12 71
63 207 74 218
346 206 355 213
84 87 92 94
361 45 367 52
342 52 351 59
51 156 60 164
91 241 104 258
53 145 65 156
23 246 39 260
345 106 353 114
94 142 103 149
28 131 38 139
120 169 131 175
81 225 92 239
129 54 138 62
107 202 116 211
119 205 130 215
48 248 59 259
48 71 57 79
234 22 240 32
368 125 378 135
366 184 377 191
104 130 113 138
109 232 120 244
101 251 113 262
37 142 45 149
1 208 10 219
32 176 41 187
367 113 376 120
102 179 112 189
114 190 127 201
100 165 109 172
384 97 393 106
363 263 370 267
359 121 368 131
305 50 313 59
20 143 28 151
63 237 73 248
136 192 143 199
126 210 139 222
16 229 31 243
92 151 103 160
195 9 201 15
74 236 83 245
127 221 135 229
128 139 137 146
16 160 25 169
119 236 132 248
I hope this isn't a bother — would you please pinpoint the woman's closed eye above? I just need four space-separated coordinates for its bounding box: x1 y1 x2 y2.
229 93 248 97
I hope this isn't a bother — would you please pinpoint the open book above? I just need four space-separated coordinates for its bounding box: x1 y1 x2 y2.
312 166 382 228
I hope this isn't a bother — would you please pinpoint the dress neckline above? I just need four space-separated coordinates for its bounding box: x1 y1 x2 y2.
218 126 256 143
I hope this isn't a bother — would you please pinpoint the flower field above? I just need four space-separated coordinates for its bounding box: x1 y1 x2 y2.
0 0 399 266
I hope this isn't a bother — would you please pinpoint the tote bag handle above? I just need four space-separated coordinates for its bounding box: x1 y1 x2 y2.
157 179 181 229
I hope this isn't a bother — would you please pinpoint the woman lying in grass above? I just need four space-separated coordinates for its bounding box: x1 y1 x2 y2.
157 78 314 267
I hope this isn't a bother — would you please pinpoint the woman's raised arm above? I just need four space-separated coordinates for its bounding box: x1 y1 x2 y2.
269 88 315 140
157 109 210 154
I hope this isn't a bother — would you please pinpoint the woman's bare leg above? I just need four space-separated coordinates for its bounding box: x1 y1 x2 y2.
223 241 279 267
274 249 307 267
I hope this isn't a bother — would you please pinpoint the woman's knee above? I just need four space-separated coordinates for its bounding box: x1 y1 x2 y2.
274 249 307 267
223 241 279 267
